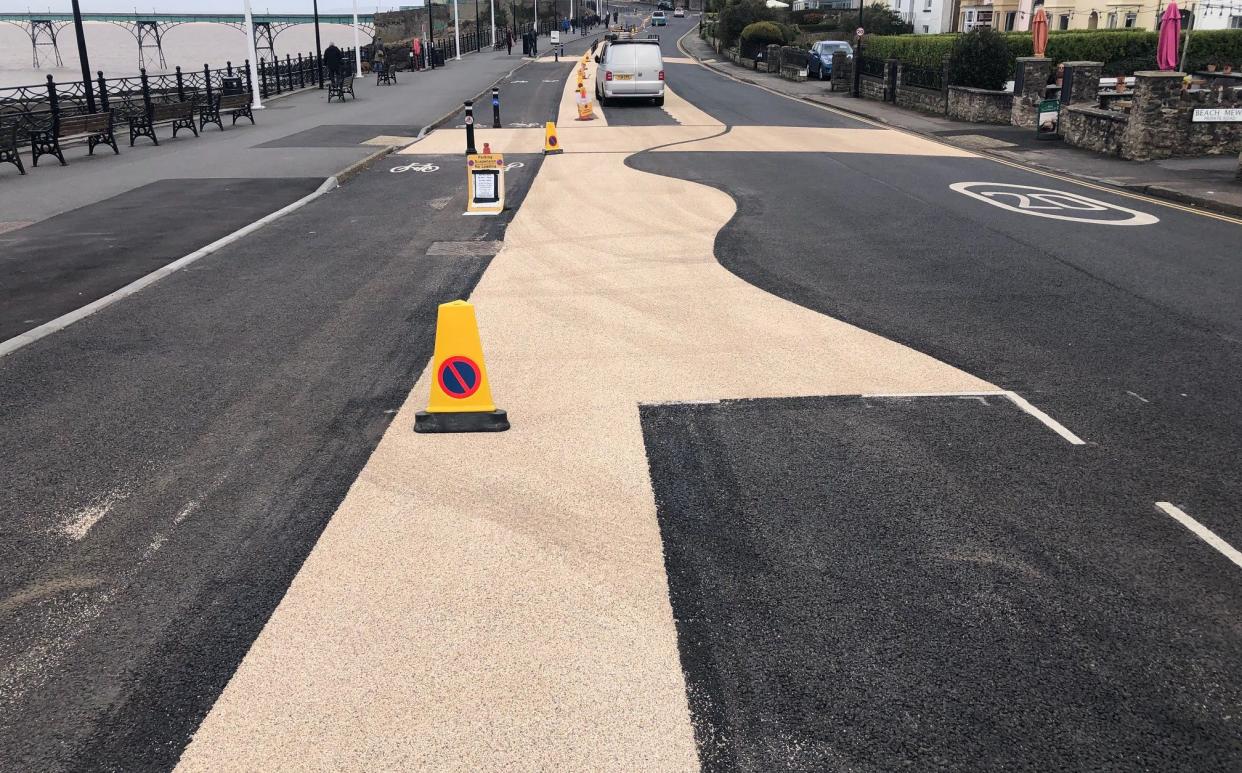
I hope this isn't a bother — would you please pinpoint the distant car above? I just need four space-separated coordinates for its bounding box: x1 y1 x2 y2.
673 7 685 16
652 10 667 26
807 40 853 80
657 0 673 9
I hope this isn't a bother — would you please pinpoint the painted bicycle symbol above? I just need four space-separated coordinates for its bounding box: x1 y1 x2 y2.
390 161 440 174
502 161 525 172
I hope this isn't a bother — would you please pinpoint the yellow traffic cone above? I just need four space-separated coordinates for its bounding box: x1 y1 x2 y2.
414 300 509 433
543 121 563 154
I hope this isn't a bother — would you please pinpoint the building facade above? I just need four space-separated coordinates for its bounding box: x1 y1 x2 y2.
891 0 955 33
955 0 1242 31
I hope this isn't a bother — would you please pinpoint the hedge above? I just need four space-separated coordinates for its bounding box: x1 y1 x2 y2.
860 29 1242 76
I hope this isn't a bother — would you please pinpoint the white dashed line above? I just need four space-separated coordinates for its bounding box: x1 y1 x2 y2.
1155 502 1242 570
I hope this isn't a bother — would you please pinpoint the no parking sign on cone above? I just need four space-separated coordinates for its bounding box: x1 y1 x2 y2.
415 300 509 433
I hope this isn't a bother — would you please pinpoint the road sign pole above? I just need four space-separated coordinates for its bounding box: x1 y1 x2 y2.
464 100 478 155
242 0 265 108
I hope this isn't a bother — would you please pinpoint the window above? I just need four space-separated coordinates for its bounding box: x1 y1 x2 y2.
922 24 930 31
924 0 932 9
1059 13 1070 29
1005 10 1017 29
1107 11 1117 27
1230 14 1241 28
1124 11 1137 27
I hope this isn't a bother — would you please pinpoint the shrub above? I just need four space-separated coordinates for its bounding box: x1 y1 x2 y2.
862 29 1241 76
742 21 785 47
717 0 777 46
948 27 1012 89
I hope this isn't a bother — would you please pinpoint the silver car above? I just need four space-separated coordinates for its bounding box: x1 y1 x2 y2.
595 39 665 106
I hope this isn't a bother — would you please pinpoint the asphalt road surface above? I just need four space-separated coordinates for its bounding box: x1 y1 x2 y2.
3 11 1240 772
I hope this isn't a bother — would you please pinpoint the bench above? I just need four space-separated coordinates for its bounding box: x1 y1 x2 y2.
128 100 198 146
1 122 25 175
327 74 355 102
30 110 119 167
375 63 397 86
199 92 255 132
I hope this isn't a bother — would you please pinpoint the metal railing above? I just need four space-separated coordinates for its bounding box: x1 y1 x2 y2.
901 63 944 91
857 55 886 79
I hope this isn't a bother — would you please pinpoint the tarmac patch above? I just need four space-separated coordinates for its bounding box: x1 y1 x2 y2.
256 124 421 148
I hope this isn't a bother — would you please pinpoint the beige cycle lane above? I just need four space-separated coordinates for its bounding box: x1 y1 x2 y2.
178 58 992 773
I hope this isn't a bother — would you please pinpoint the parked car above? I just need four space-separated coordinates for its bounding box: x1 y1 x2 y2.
595 38 665 106
673 7 685 16
807 40 853 80
652 10 667 26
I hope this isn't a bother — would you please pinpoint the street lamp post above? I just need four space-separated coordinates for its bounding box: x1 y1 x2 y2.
453 0 462 59
242 0 264 109
491 0 496 48
352 0 363 78
69 0 95 112
313 0 324 87
475 0 481 50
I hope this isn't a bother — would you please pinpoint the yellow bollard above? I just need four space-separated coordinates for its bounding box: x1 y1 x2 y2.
414 300 509 433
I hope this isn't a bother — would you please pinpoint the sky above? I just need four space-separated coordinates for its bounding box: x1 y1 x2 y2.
0 2 406 12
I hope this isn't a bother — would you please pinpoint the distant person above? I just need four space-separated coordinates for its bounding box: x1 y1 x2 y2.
506 28 513 55
373 44 386 76
324 42 343 80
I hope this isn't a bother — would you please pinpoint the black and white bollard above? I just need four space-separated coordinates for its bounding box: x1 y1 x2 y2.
492 87 501 129
464 100 478 156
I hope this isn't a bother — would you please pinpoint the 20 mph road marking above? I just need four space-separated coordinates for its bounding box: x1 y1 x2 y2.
950 182 1159 225
1156 502 1242 570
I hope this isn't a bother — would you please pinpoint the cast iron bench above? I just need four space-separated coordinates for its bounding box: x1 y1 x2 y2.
200 92 255 131
376 64 398 86
128 100 198 146
327 74 355 102
30 110 119 167
1 122 25 175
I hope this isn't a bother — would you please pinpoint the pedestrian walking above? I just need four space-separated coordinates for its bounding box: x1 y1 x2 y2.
372 44 386 77
324 42 343 81
506 29 513 55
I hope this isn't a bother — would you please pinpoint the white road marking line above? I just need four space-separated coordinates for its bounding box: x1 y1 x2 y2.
862 389 1086 445
59 494 122 541
1126 390 1150 403
0 178 338 359
1155 502 1242 570
1000 391 1086 445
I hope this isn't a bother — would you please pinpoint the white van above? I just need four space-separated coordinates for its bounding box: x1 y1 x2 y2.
595 39 665 106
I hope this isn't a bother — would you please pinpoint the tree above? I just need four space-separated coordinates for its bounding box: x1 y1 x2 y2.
861 2 913 36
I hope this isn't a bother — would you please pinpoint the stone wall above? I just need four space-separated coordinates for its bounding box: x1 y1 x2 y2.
1060 71 1242 161
896 85 947 114
830 51 853 93
1060 106 1127 156
860 76 889 102
1011 57 1052 128
895 61 947 115
1119 71 1242 161
947 86 1013 124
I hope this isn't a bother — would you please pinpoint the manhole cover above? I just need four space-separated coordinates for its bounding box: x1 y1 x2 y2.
426 240 503 257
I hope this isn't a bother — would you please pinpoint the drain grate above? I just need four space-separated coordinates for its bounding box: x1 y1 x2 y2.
426 240 503 257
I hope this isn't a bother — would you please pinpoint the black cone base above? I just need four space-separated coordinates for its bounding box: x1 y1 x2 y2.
415 409 510 433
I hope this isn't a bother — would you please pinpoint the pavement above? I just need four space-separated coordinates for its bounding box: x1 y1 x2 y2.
3 11 1242 773
681 31 1242 218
